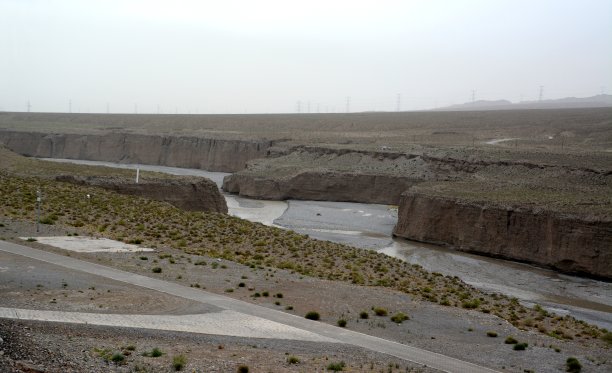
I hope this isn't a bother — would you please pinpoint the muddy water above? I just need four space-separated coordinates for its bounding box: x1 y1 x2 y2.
43 158 612 329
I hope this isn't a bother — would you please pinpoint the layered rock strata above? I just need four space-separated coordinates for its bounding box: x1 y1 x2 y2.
393 191 612 279
0 130 271 172
56 175 228 213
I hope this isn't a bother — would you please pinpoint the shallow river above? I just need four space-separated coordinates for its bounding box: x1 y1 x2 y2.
43 158 612 329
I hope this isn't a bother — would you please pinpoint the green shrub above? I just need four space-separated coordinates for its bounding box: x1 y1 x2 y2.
337 319 347 327
513 342 528 350
373 307 388 316
486 331 498 337
287 355 300 364
139 256 148 260
142 347 163 357
237 365 249 373
111 353 125 363
152 267 162 273
327 361 345 371
305 311 320 320
566 357 581 372
194 260 207 266
602 332 612 345
504 336 518 344
238 282 245 287
390 312 409 324
359 311 369 319
262 291 269 297
172 355 187 371
275 293 283 298
462 299 481 309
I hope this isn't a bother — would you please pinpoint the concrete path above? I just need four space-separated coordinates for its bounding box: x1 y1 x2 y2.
0 307 335 342
0 240 499 373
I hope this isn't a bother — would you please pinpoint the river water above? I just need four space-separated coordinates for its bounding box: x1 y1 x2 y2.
43 158 612 329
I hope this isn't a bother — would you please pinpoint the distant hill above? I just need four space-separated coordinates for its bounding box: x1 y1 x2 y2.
434 94 612 111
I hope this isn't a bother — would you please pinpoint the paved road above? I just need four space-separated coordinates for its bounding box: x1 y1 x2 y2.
0 240 499 373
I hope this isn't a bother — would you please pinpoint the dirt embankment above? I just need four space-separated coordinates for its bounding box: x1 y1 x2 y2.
56 175 228 213
0 130 272 172
393 190 612 279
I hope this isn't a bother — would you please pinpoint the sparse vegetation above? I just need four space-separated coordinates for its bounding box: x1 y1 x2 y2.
390 312 409 324
337 319 347 327
287 356 300 364
486 331 498 337
327 361 345 371
172 355 187 371
504 336 518 344
305 311 320 320
151 267 162 273
513 342 528 351
566 357 582 373
373 307 388 316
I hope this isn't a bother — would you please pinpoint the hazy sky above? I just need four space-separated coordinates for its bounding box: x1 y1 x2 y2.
1 0 611 113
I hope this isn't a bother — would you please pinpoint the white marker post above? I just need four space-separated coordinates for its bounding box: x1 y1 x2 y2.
136 168 140 184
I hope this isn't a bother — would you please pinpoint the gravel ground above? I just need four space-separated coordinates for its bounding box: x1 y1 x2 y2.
1 218 610 372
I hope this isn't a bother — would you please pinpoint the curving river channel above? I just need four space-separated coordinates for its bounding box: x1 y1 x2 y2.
43 158 612 330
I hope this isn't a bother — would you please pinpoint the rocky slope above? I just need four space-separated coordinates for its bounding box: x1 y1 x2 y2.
56 174 228 213
393 189 612 279
0 130 272 172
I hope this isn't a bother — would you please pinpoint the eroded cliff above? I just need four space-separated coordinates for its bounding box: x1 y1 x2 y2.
0 130 271 172
393 188 612 279
56 175 228 213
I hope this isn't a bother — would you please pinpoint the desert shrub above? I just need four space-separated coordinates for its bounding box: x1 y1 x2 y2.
337 319 347 327
461 299 481 309
172 355 187 371
390 312 409 324
142 347 163 357
566 357 581 372
237 365 249 373
139 256 148 260
238 282 245 287
486 331 498 337
513 342 528 350
305 311 320 320
287 356 300 364
373 307 388 316
504 336 518 344
152 267 162 273
327 361 345 371
275 293 283 298
602 332 612 345
262 291 269 297
111 353 125 363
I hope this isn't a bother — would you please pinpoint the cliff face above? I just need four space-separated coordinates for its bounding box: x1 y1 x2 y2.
0 131 271 172
56 175 228 214
223 172 418 204
393 191 612 279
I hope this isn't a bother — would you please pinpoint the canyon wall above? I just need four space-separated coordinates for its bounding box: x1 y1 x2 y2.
0 130 271 172
393 191 612 279
223 172 418 204
56 175 227 213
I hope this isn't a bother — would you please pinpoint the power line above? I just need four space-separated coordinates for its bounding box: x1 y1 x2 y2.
26 100 31 112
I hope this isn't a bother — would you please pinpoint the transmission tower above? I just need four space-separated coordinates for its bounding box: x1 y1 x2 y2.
26 100 31 112
396 93 401 112
346 96 351 113
539 86 544 102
